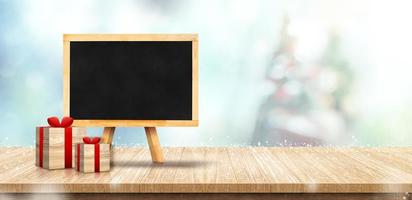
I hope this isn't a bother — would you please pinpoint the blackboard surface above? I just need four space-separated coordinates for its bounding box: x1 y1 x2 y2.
70 41 192 120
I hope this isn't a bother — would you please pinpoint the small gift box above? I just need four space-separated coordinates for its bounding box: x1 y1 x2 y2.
35 116 86 169
76 137 110 173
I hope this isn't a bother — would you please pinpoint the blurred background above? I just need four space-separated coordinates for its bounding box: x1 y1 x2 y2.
1 0 412 146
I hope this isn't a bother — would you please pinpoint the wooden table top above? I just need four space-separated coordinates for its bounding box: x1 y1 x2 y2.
1 147 412 193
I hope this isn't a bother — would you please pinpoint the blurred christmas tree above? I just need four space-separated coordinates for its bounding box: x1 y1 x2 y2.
319 30 354 114
252 16 354 146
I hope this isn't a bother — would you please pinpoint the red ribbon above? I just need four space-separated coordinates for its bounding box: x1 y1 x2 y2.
47 116 73 128
38 116 74 168
77 137 101 172
95 143 100 172
39 127 44 167
64 127 72 168
77 144 80 171
83 137 101 144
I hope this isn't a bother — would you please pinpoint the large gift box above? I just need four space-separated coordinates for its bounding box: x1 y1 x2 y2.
35 116 86 169
76 137 110 173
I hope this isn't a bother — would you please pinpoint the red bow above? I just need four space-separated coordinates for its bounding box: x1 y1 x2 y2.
47 116 73 127
83 137 101 144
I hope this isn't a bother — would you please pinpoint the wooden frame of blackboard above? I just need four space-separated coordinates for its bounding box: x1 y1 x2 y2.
63 34 199 127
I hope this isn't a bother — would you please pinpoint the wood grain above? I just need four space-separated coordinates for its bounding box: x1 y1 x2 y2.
102 127 115 146
62 34 199 127
144 127 164 163
1 193 409 200
1 147 412 193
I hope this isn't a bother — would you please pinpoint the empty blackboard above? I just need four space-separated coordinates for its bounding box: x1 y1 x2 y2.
66 37 196 123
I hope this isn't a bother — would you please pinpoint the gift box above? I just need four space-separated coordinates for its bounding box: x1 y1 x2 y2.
35 116 86 169
76 137 110 173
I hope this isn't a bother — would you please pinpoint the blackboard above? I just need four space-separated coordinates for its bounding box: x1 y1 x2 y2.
69 41 193 120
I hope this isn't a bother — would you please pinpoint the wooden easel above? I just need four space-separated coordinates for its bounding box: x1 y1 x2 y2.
101 127 164 163
63 34 199 165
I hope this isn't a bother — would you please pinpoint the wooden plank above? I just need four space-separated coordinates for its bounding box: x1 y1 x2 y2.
140 147 184 192
1 147 412 193
311 147 381 192
109 147 149 188
227 147 257 192
0 193 408 200
0 147 31 171
200 147 219 191
172 147 207 192
215 147 238 192
251 147 294 186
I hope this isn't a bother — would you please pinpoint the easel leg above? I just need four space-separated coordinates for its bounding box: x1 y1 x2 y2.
144 127 164 163
102 127 115 147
